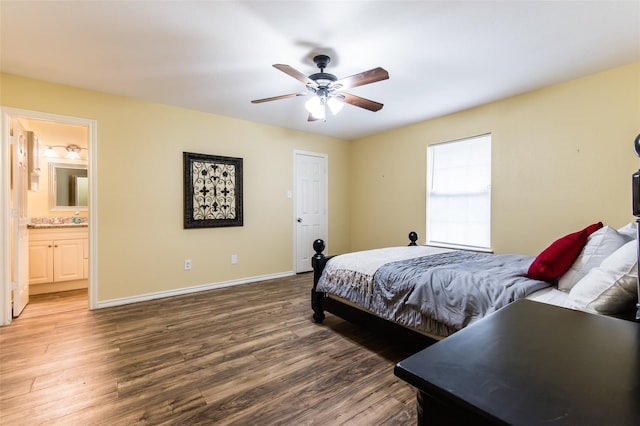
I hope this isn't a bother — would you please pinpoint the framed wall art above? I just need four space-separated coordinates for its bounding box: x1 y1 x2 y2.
183 152 243 228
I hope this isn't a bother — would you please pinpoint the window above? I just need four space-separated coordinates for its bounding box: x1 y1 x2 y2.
427 134 491 250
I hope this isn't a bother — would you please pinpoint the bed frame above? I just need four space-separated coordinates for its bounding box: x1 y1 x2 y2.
310 232 438 345
311 228 640 340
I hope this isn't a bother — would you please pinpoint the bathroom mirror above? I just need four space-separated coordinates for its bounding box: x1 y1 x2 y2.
49 162 88 210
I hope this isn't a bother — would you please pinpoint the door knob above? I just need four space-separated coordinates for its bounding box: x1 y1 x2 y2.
297 218 302 223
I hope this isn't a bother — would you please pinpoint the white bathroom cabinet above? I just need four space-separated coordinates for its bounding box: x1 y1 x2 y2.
28 226 88 293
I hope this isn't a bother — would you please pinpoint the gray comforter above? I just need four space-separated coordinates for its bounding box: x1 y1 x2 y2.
318 250 551 334
375 251 550 330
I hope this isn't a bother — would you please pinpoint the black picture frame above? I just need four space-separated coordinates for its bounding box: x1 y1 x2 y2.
183 152 243 228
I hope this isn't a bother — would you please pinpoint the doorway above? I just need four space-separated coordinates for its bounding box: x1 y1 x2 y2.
293 150 328 273
1 107 97 325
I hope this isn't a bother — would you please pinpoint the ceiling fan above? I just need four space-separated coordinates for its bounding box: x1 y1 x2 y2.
251 55 389 121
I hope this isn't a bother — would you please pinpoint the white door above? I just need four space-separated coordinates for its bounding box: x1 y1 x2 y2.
11 119 29 316
294 151 328 273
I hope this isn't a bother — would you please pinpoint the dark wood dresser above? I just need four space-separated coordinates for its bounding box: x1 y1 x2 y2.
394 299 640 425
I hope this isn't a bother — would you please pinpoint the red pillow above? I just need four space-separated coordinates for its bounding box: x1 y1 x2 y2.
527 222 603 281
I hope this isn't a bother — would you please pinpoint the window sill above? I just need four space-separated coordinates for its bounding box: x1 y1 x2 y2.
426 243 493 254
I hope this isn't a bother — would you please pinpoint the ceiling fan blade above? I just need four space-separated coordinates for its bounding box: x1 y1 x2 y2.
340 93 384 112
273 64 317 87
332 67 389 90
251 93 306 104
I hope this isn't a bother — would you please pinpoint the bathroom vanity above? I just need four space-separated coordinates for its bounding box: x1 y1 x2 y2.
28 224 88 294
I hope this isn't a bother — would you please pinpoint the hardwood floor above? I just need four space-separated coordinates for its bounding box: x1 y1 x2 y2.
0 274 429 425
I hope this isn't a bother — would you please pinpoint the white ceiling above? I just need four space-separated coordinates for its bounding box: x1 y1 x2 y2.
1 1 639 140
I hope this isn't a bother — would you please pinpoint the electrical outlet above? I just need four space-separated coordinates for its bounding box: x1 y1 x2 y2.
231 254 238 264
184 259 192 270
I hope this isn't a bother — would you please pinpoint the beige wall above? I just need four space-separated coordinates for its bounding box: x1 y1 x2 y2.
2 62 639 302
2 74 351 302
350 62 640 255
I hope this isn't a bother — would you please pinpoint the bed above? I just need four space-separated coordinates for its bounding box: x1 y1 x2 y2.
311 222 640 342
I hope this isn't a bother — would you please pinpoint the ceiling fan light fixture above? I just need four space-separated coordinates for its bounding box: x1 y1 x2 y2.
252 55 389 121
327 96 344 115
312 97 326 120
305 95 327 119
305 95 321 113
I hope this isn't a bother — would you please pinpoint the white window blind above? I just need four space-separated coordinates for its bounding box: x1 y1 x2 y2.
427 134 492 250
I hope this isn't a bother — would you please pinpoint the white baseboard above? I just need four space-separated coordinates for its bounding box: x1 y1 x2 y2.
30 279 88 295
95 271 295 309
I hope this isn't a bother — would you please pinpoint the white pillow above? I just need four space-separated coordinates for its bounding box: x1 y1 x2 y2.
558 226 628 292
567 240 638 315
617 221 637 241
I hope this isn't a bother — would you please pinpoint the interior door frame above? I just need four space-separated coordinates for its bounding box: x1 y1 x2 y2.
0 107 98 325
293 150 328 273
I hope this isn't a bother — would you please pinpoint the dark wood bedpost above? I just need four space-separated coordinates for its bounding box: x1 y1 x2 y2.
311 239 327 323
311 231 420 323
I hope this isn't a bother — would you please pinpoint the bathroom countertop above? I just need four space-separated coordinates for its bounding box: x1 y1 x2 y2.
27 223 88 229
